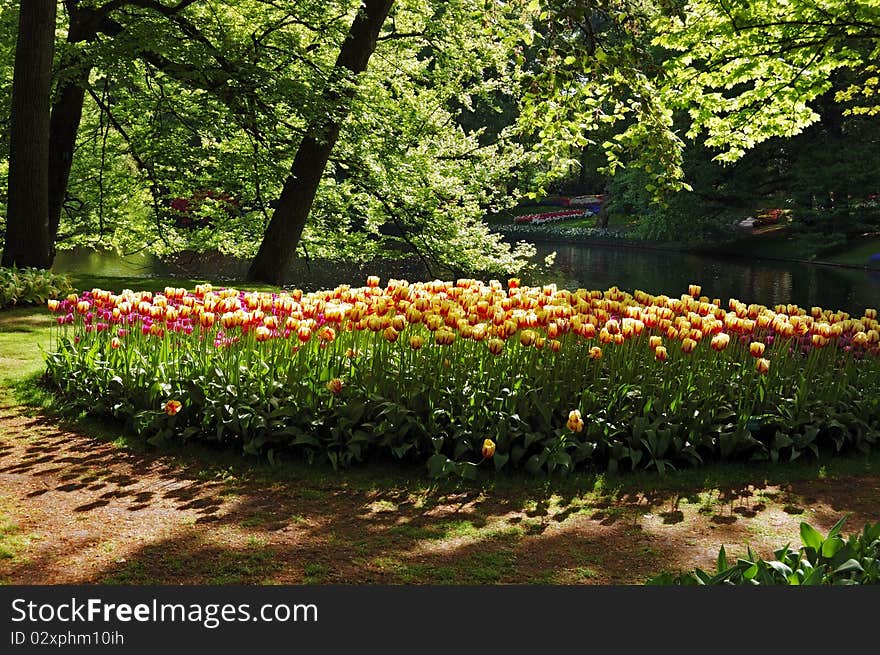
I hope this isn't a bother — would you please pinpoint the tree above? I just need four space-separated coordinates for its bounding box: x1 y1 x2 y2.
3 0 56 269
246 0 395 284
655 0 880 162
518 0 880 198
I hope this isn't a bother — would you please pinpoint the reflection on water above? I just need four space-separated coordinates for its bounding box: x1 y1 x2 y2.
52 244 880 314
51 247 431 292
532 242 880 315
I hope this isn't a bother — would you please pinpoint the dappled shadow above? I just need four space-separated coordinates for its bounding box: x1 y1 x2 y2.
3 405 880 585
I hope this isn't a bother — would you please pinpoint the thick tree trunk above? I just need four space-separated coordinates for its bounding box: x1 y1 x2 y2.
3 0 56 269
48 68 91 251
247 0 395 285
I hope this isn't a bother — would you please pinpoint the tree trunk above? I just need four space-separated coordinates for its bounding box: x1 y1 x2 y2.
3 0 56 269
247 0 395 285
48 67 91 252
595 182 612 229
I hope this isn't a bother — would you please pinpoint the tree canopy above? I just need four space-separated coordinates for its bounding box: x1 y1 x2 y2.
1 0 878 273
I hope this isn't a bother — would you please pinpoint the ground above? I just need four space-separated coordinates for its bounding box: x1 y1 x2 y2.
1 306 879 585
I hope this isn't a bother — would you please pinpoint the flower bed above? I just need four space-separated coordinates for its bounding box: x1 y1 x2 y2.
513 209 587 224
45 279 880 478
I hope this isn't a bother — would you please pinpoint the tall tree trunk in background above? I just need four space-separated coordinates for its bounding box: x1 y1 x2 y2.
247 0 395 285
3 0 56 269
48 5 95 254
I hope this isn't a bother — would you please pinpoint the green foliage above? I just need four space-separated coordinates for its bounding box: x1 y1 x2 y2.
22 0 536 276
655 0 880 162
0 267 72 308
648 518 880 585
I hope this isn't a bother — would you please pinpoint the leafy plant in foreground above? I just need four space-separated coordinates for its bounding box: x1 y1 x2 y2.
0 267 72 308
647 518 880 585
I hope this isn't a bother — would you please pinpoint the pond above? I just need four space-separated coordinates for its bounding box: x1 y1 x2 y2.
532 242 880 315
51 242 880 315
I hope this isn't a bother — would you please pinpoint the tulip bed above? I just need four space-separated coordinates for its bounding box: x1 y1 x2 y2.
44 278 880 478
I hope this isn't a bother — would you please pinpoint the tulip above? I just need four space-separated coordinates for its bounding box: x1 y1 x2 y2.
649 335 663 350
487 338 504 355
589 346 602 360
409 335 424 350
681 338 697 354
566 409 584 432
481 438 496 458
811 334 828 348
755 358 770 375
164 400 182 416
520 329 537 347
255 326 272 342
435 329 455 346
749 342 765 358
865 308 877 320
654 345 668 361
688 284 701 298
110 337 122 349
711 333 730 351
383 326 399 343
47 299 60 312
366 275 380 288
326 378 343 394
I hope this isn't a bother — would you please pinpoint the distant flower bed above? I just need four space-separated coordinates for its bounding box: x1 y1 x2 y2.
514 209 587 224
45 279 880 478
0 267 72 309
495 224 629 240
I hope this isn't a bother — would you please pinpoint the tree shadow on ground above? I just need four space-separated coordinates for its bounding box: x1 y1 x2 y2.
3 409 880 585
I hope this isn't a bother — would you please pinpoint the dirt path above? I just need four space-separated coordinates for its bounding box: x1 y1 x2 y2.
3 399 879 585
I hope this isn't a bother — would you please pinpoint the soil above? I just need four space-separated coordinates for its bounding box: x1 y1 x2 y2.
2 402 879 585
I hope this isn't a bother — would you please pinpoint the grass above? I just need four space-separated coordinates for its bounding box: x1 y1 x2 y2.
0 497 31 563
825 236 880 267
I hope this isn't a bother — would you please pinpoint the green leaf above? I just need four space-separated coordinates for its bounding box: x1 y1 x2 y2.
826 515 850 541
821 536 844 559
800 522 824 551
832 559 864 575
427 453 449 479
716 545 728 573
493 451 510 471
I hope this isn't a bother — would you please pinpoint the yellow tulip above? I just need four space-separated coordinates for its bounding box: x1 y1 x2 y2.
566 409 584 432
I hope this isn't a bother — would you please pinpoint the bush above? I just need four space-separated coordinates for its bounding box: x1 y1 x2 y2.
43 279 880 478
647 518 880 585
0 267 73 308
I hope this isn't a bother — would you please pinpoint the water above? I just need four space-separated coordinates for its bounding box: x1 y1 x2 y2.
51 243 880 315
532 242 880 315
